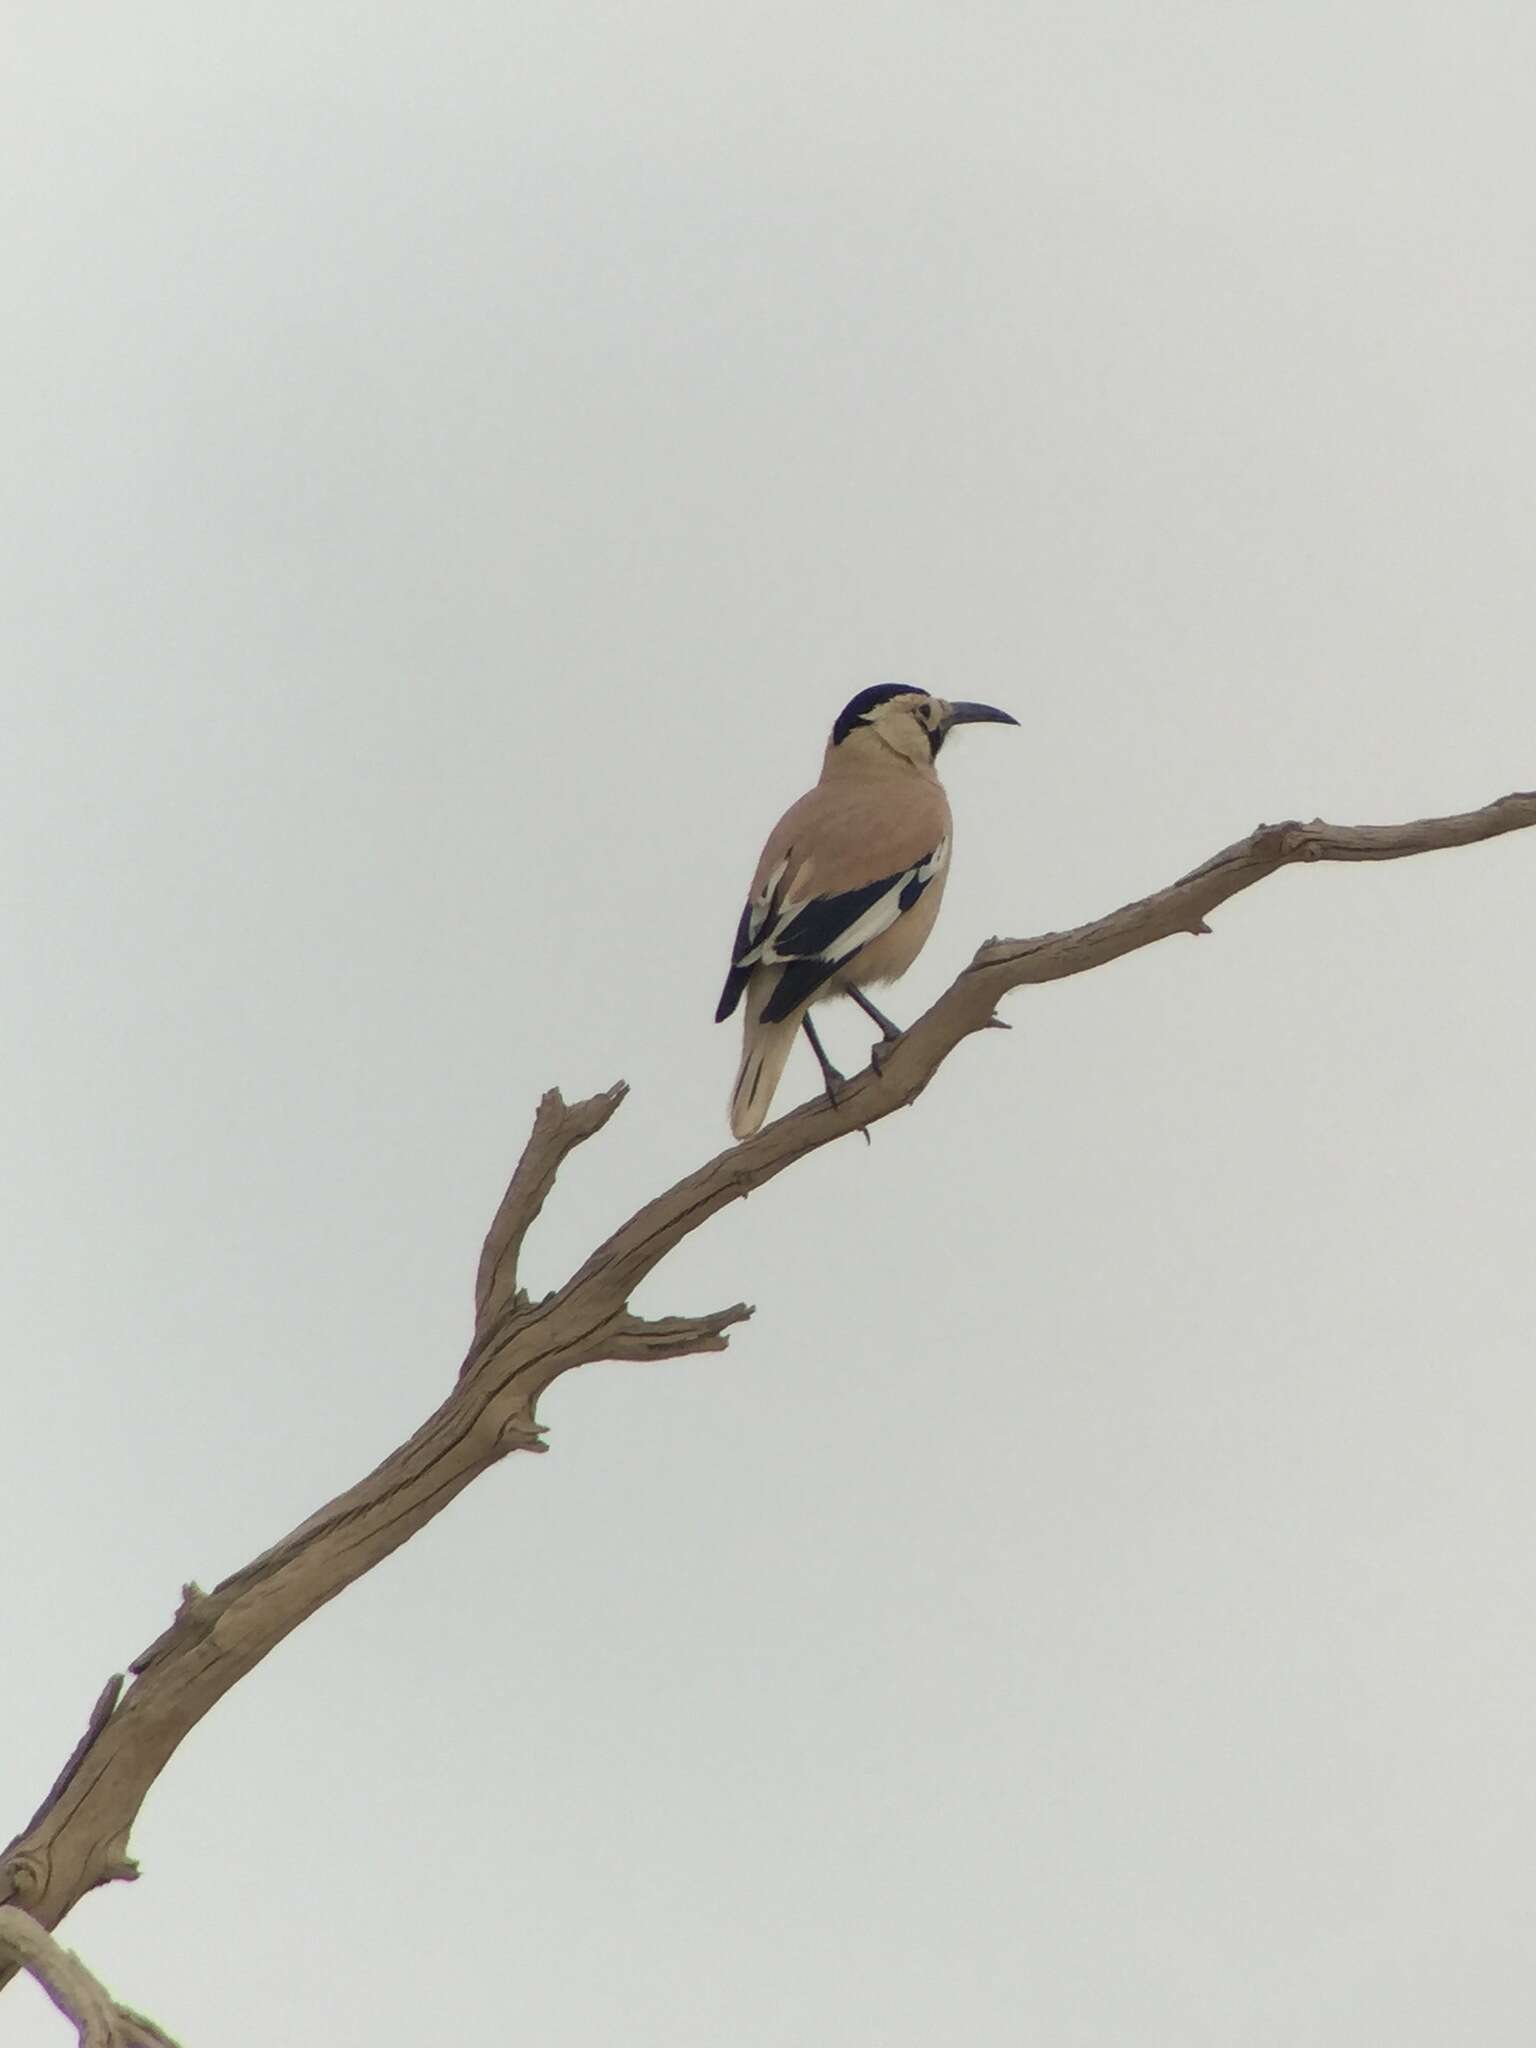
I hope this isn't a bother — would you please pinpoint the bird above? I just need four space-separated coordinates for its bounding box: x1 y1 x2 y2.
715 684 1017 1138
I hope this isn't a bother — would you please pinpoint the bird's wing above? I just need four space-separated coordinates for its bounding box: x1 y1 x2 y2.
714 850 795 1022
754 841 947 1020
715 796 948 1023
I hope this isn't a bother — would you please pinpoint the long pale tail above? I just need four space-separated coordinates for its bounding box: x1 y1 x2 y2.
729 1009 801 1138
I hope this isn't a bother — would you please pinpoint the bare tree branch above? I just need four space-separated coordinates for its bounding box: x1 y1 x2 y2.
3 789 1531 1988
0 1908 180 2047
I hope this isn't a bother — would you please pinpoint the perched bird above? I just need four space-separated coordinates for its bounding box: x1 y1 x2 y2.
716 684 1017 1138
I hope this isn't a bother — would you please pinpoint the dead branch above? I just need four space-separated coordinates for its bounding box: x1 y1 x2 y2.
0 1908 180 2046
3 789 1531 1988
473 1084 628 1324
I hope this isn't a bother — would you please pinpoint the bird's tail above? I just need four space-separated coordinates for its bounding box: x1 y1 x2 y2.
729 1008 801 1139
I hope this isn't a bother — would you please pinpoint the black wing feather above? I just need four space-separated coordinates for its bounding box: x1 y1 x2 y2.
770 872 904 959
718 848 943 1027
715 899 758 1021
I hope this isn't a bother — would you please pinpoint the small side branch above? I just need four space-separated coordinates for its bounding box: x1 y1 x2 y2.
0 1907 180 2047
474 1085 629 1324
602 1304 755 1362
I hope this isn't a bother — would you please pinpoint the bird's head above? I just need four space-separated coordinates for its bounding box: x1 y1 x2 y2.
828 685 1018 771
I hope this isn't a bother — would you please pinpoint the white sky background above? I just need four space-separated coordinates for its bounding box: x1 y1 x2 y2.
5 3 1536 2041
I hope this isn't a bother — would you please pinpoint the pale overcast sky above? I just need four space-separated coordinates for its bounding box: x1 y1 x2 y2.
6 4 1536 2043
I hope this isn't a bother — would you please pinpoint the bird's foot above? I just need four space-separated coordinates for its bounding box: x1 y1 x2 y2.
820 1066 847 1113
984 1013 1011 1031
868 1035 900 1077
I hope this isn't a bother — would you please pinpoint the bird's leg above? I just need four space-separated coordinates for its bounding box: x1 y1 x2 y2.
847 986 903 1073
848 987 903 1039
801 1013 845 1111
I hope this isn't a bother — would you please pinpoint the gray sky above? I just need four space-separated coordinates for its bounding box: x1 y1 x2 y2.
6 3 1536 2042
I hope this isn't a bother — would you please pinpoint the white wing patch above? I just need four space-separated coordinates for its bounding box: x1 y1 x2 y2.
745 857 789 947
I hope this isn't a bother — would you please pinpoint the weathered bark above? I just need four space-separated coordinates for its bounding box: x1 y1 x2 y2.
3 791 1532 1986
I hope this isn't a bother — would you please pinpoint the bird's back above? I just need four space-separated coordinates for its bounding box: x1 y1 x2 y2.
752 766 951 905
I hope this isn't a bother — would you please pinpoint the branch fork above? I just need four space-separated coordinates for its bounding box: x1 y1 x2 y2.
0 1907 179 2047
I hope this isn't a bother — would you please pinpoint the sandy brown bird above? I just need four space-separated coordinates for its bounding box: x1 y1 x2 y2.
716 684 1017 1137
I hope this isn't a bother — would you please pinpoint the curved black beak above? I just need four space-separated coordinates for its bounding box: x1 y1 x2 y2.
944 700 1019 730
